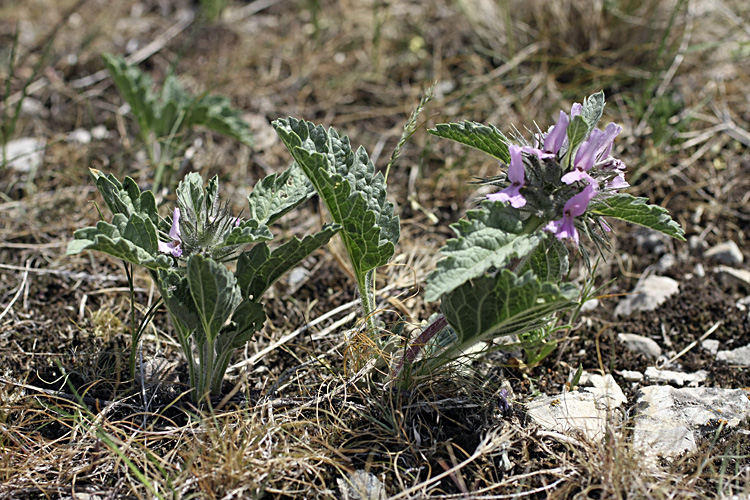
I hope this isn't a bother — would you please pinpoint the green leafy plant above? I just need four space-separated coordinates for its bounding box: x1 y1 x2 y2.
101 53 254 192
68 167 336 403
273 118 400 343
393 91 684 380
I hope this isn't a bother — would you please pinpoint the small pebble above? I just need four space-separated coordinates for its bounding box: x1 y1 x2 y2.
704 241 744 266
701 339 720 355
620 369 644 382
618 333 662 359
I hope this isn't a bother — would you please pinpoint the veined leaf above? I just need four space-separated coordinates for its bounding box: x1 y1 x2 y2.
186 254 242 344
236 224 340 300
176 172 206 227
428 121 511 164
246 162 315 226
273 118 400 278
101 53 158 139
440 270 578 353
589 193 685 241
66 214 172 269
90 169 159 226
581 90 605 134
189 94 254 146
220 220 273 247
424 201 544 302
518 234 569 283
224 299 265 348
566 115 590 157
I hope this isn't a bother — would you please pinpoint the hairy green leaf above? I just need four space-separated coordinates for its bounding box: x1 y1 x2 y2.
424 201 544 302
440 270 578 353
566 115 590 157
428 121 511 163
273 118 399 288
189 94 254 146
186 254 241 344
589 193 685 241
220 220 273 247
101 53 157 138
518 235 569 282
66 214 172 269
246 162 315 225
90 169 159 226
236 224 340 300
581 90 605 134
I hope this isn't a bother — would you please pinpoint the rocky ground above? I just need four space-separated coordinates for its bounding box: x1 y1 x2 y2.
1 0 749 498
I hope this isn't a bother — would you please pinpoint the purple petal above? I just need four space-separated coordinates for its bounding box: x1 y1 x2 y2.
543 111 570 155
605 172 629 191
570 102 582 117
564 184 597 218
158 240 182 258
507 145 525 185
488 186 526 208
597 123 622 159
574 129 605 172
561 169 596 186
169 207 182 240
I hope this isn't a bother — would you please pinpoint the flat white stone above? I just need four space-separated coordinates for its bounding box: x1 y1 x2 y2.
3 137 46 172
633 386 750 461
701 339 720 355
526 374 625 442
704 241 744 265
614 275 679 316
338 470 386 500
644 366 707 386
67 128 92 144
620 370 644 382
716 344 750 366
618 333 662 359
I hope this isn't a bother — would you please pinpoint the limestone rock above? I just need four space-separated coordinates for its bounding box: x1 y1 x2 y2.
704 241 744 266
644 367 707 387
615 275 679 316
617 333 662 359
633 386 750 460
716 344 750 366
526 374 625 442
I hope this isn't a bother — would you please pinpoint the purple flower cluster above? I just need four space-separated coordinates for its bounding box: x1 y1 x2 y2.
487 101 629 245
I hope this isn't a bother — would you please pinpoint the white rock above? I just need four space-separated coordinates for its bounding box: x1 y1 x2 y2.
693 262 705 278
580 298 599 313
644 366 707 387
67 128 92 144
338 470 386 500
633 386 750 461
614 275 679 316
617 333 662 359
620 370 644 382
3 137 46 172
579 373 627 406
91 125 110 140
701 339 720 355
704 241 744 265
716 344 750 366
714 266 750 290
655 253 676 272
526 374 625 442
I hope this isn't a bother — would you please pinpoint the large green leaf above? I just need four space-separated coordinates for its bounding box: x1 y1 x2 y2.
246 162 315 226
273 118 400 280
588 193 685 241
440 270 578 353
236 224 340 300
186 254 242 344
428 121 511 163
565 115 590 157
66 214 172 269
189 94 254 146
424 201 544 302
90 169 159 226
101 53 158 138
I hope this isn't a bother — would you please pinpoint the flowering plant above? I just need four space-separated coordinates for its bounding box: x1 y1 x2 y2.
68 167 338 402
393 91 684 378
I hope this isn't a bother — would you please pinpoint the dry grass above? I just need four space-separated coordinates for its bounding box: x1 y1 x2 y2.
1 0 749 498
